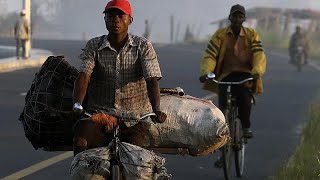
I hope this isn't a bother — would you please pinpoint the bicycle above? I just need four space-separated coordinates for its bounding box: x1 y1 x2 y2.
206 73 254 180
73 103 159 180
106 112 156 180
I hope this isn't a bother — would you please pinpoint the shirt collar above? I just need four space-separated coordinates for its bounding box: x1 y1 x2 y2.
98 34 137 50
226 26 246 37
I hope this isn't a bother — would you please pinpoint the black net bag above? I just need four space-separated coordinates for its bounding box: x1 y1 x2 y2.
19 56 80 150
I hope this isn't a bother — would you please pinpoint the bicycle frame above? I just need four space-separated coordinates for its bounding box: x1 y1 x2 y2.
112 113 156 180
80 112 156 180
207 73 253 180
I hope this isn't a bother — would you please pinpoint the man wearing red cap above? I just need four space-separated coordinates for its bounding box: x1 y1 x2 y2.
72 0 166 155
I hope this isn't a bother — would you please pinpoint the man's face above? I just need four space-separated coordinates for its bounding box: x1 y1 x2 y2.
230 11 245 28
104 8 131 35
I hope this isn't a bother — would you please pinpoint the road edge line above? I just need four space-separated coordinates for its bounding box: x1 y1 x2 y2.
0 151 73 180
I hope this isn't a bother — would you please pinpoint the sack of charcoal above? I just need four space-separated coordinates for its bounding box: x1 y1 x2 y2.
70 141 172 180
121 94 230 156
18 56 79 150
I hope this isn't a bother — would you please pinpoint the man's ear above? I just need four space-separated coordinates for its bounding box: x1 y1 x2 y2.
129 17 133 24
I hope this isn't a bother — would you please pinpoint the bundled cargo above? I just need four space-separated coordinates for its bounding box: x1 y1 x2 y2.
122 94 229 156
70 142 172 180
18 56 79 150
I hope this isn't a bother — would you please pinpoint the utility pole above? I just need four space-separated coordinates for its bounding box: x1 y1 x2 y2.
175 22 180 43
23 0 31 58
170 15 174 44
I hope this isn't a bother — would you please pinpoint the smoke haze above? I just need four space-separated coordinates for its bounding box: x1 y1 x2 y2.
6 0 320 43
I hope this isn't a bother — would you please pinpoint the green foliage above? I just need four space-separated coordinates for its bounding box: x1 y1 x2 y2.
0 12 19 37
258 28 289 50
308 32 320 59
272 96 320 180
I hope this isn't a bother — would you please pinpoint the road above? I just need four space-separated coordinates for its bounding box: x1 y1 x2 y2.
0 38 320 180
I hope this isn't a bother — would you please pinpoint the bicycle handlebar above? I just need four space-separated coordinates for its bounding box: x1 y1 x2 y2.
73 102 156 120
80 111 156 121
209 77 254 85
160 87 185 96
139 112 156 120
206 73 254 85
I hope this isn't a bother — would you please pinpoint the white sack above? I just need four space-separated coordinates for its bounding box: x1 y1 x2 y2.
126 94 229 156
70 142 171 180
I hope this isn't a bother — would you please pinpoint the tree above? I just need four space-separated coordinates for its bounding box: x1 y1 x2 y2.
0 12 18 37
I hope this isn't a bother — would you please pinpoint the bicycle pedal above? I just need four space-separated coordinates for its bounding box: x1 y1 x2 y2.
214 158 223 168
233 144 242 151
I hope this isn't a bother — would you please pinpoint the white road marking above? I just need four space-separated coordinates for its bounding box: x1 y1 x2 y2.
0 151 73 180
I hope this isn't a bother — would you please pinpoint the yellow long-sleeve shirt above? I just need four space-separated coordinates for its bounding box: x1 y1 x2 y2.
200 26 266 94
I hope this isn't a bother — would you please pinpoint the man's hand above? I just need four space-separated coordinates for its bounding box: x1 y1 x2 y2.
244 74 259 89
252 73 259 80
199 75 208 83
152 110 167 123
244 81 254 89
90 113 117 133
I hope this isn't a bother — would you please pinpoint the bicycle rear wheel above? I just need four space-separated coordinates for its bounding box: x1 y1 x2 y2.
234 118 246 177
222 110 233 180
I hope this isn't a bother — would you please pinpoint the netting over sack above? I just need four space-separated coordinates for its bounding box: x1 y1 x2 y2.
70 142 172 180
18 56 79 150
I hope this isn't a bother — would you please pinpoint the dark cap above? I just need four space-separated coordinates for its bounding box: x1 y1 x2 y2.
230 4 246 15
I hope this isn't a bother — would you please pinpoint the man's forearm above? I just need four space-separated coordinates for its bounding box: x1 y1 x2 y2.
73 72 90 104
146 77 160 112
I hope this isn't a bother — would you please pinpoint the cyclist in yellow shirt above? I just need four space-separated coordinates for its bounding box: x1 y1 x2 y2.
199 4 266 139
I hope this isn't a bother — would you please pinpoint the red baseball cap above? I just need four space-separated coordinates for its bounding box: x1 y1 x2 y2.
103 0 132 17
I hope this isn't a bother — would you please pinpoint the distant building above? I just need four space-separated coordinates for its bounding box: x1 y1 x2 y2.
211 7 320 36
184 24 194 43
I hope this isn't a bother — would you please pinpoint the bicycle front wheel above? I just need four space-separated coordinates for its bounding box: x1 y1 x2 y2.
222 144 232 180
222 110 233 180
234 118 246 177
111 165 121 180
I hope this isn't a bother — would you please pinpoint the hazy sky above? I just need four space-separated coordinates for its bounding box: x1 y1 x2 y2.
5 0 320 42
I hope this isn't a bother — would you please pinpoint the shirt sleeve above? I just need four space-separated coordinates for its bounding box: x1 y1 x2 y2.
200 31 221 76
251 30 266 76
79 39 96 76
140 41 162 79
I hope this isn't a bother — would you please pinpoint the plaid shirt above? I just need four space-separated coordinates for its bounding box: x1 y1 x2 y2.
79 34 162 119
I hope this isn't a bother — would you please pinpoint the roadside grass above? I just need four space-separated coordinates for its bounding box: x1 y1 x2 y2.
271 97 320 180
309 33 320 60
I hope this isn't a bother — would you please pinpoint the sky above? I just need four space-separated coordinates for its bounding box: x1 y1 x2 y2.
4 0 320 42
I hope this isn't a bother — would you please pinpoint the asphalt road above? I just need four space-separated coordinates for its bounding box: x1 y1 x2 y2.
0 48 15 59
0 38 320 180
